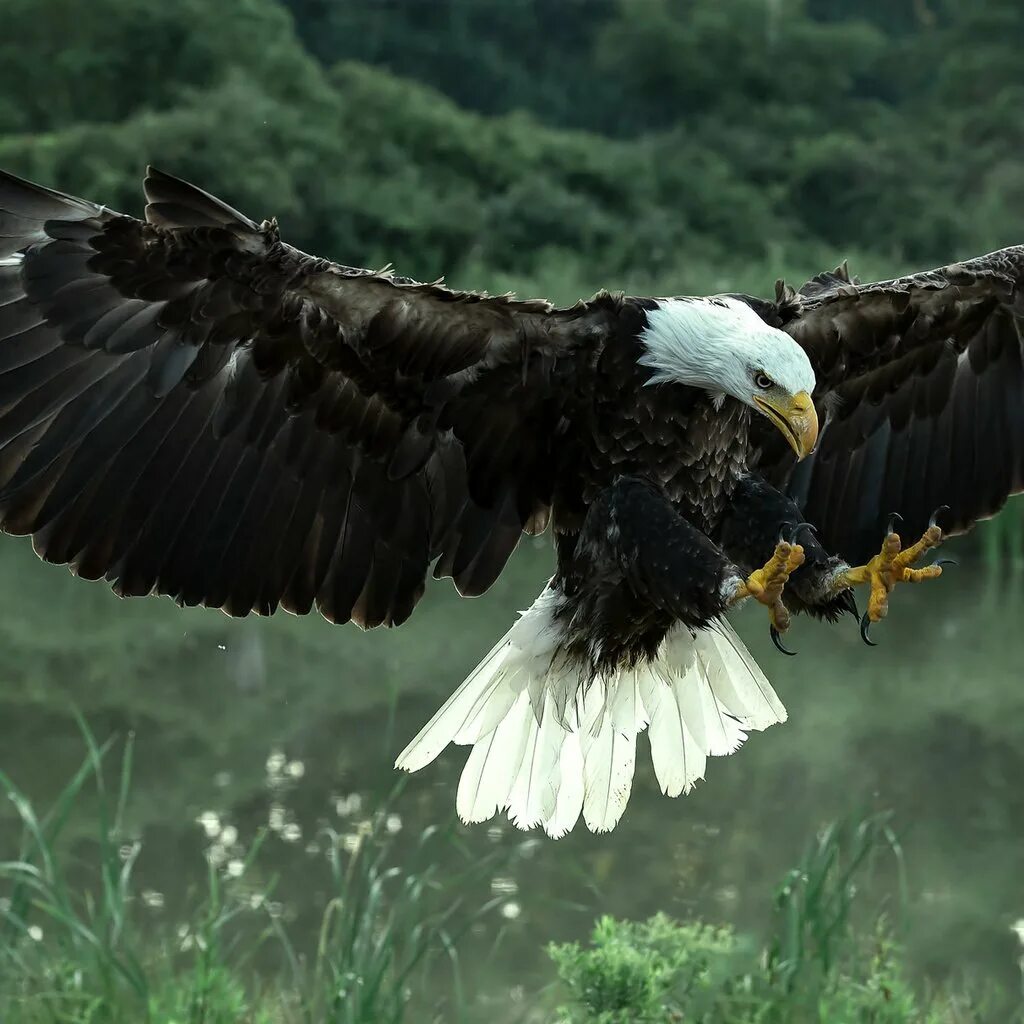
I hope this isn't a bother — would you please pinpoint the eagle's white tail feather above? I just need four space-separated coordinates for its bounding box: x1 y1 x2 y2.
395 632 513 772
455 689 533 823
696 623 787 728
395 586 786 837
581 684 638 832
642 665 708 798
507 691 565 829
545 731 585 838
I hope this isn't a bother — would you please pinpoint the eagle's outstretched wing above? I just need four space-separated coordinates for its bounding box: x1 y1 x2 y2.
0 168 611 625
754 250 1024 564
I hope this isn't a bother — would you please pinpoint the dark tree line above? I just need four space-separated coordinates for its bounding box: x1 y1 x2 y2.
1 0 1022 294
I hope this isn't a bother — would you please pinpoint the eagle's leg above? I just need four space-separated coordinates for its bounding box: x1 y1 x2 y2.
727 534 806 650
838 512 949 643
716 474 857 651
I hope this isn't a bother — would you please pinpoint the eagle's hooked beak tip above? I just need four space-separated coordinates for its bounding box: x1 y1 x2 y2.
754 390 818 461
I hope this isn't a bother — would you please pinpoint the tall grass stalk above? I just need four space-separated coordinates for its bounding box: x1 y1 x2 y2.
0 719 149 1015
0 722 510 1023
270 799 507 1024
768 811 906 993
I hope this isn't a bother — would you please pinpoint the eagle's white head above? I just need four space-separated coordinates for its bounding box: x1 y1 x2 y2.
637 295 819 459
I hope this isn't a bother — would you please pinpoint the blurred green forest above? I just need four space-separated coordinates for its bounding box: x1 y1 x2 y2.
3 0 1024 302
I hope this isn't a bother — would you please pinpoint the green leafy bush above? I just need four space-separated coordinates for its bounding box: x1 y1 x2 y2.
547 816 1000 1024
549 914 747 1023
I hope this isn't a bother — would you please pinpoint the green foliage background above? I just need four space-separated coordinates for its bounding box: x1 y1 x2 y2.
5 0 1024 298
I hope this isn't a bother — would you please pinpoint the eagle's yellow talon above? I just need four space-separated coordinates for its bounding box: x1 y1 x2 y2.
839 516 947 640
904 564 944 583
730 539 805 643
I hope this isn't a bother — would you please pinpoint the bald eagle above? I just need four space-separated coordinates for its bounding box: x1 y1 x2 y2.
0 167 1018 836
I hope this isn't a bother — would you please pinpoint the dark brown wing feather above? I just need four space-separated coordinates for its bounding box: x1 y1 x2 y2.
0 167 608 625
754 249 1024 564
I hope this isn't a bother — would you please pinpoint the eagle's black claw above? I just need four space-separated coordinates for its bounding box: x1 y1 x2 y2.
778 521 815 545
770 625 798 656
886 511 903 536
859 611 878 647
929 505 951 529
789 521 816 544
935 557 957 568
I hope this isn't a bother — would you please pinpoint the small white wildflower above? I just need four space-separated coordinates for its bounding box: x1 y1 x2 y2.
281 823 302 843
335 794 362 818
197 811 221 837
385 813 402 835
219 825 238 847
27 925 43 942
226 859 245 878
500 902 521 921
205 844 228 867
286 760 305 779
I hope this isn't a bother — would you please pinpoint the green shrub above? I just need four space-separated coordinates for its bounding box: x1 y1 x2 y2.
547 815 1001 1024
549 914 748 1023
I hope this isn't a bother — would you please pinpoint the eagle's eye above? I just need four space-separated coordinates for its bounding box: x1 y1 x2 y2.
754 372 774 390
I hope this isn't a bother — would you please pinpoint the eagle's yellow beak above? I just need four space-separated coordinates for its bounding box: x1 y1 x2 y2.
754 390 818 460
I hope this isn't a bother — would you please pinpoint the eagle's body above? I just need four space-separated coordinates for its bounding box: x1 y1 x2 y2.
540 361 757 670
2 167 1023 835
575 332 754 529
